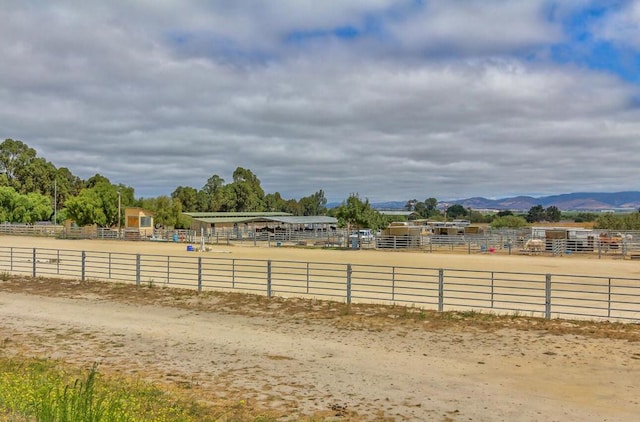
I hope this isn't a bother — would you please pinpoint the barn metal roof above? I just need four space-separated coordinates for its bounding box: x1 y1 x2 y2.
184 212 291 218
187 213 337 225
267 216 337 225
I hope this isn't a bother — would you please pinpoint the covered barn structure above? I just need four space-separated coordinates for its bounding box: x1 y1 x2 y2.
183 212 338 240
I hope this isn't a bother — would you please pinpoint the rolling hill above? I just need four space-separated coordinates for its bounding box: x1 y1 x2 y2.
366 191 640 211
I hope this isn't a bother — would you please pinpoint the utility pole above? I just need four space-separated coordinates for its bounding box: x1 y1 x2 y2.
117 190 121 238
53 179 57 226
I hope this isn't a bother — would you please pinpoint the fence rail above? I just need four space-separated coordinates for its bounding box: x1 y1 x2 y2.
1 246 638 322
2 224 639 258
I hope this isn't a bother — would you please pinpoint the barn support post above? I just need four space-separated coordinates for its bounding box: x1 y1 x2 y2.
545 274 552 319
438 269 444 312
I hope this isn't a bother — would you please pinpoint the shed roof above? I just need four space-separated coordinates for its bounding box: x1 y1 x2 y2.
268 216 337 225
377 210 416 216
187 213 337 225
184 212 291 218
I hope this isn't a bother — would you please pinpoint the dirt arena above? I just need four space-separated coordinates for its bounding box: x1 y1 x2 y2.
1 236 639 421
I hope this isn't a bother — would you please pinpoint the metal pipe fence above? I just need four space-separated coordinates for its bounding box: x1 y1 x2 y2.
1 246 638 322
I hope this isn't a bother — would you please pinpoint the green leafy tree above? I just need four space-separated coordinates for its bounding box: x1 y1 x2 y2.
0 186 52 223
0 186 19 222
298 190 327 216
595 212 640 230
54 167 84 209
405 199 417 211
424 198 439 218
467 209 490 223
526 205 546 223
65 180 125 227
13 192 53 223
445 204 468 220
282 198 300 214
64 189 106 226
172 186 198 212
490 215 529 228
139 195 189 229
264 192 288 212
0 139 59 197
197 175 225 211
0 139 37 190
230 167 265 212
545 206 561 222
573 212 598 223
335 194 384 230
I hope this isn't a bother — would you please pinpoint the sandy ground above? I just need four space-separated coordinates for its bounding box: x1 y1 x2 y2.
1 236 640 421
5 234 640 277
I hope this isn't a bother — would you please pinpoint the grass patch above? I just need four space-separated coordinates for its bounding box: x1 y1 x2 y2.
0 358 275 422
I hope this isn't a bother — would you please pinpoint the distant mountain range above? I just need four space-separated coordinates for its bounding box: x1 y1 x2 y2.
364 191 640 211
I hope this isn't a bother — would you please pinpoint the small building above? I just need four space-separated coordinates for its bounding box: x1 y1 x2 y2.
531 226 596 252
182 212 338 236
124 207 155 238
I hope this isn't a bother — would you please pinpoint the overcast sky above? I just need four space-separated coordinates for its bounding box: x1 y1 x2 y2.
2 1 639 203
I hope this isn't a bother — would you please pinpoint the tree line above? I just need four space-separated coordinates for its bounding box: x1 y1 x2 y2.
0 139 359 229
1 138 638 231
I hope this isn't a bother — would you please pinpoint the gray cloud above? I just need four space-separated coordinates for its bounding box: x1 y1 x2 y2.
1 1 639 203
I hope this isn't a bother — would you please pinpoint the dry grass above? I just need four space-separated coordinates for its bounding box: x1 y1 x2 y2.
1 276 638 342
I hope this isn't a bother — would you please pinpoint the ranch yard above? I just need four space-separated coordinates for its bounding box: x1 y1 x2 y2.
1 236 639 421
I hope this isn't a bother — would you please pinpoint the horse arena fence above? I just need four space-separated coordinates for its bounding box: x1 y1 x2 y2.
1 224 639 259
1 246 638 323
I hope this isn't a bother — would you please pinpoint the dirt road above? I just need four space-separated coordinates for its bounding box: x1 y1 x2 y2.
1 236 639 420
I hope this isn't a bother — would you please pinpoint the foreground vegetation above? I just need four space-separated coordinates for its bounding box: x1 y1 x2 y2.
0 358 274 422
1 276 639 421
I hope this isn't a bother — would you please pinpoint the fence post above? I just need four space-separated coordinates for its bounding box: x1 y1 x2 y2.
346 264 352 304
468 240 471 255
10 247 13 272
306 262 310 294
166 256 170 284
391 266 396 301
490 271 495 308
32 248 36 277
197 257 202 293
267 260 272 297
545 274 552 319
136 254 141 286
607 277 612 318
81 251 86 282
438 269 444 312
